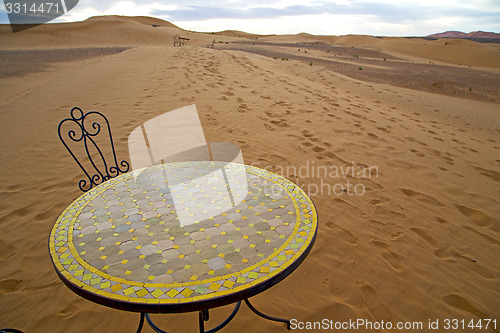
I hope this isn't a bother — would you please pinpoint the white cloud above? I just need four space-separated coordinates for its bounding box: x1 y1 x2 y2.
174 13 418 36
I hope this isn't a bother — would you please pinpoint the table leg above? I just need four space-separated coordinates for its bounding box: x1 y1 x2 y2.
198 311 205 332
135 298 290 333
244 298 291 330
203 301 241 333
202 309 210 321
199 309 210 332
136 313 145 333
145 314 170 333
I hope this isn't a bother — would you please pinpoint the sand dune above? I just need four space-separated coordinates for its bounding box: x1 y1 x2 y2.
317 35 500 69
2 16 499 68
0 15 209 49
216 30 274 39
257 34 500 69
0 16 499 333
429 31 500 39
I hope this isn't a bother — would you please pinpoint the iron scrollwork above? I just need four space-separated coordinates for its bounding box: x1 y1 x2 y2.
58 107 130 192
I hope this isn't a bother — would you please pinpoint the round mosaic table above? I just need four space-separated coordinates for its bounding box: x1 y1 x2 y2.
49 161 317 331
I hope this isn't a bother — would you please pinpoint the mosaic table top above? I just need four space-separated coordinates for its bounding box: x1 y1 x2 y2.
49 161 317 312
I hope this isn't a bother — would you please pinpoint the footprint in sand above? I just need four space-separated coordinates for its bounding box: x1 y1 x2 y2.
58 304 78 318
409 148 425 158
433 244 454 260
236 140 249 150
442 155 455 165
264 124 275 131
221 90 235 97
411 227 440 248
443 294 490 319
324 221 358 246
300 130 346 162
0 278 22 293
238 103 248 113
360 284 393 322
399 188 444 206
455 205 494 227
473 166 500 183
327 113 340 119
370 239 403 272
301 129 314 138
301 141 313 147
369 196 391 207
312 146 325 153
180 96 195 102
269 119 289 127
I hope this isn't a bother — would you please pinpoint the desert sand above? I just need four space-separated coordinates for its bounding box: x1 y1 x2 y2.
0 16 499 332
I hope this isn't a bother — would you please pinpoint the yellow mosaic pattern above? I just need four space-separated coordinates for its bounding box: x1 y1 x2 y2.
50 162 317 307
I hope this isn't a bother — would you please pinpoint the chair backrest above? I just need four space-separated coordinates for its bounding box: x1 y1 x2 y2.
58 107 129 192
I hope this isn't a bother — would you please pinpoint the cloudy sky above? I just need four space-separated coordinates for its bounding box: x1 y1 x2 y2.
1 0 500 36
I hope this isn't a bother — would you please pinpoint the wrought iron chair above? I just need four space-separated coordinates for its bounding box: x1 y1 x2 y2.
173 34 190 47
58 107 129 192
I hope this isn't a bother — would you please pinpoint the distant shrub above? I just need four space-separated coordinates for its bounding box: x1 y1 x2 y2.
310 62 313 66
